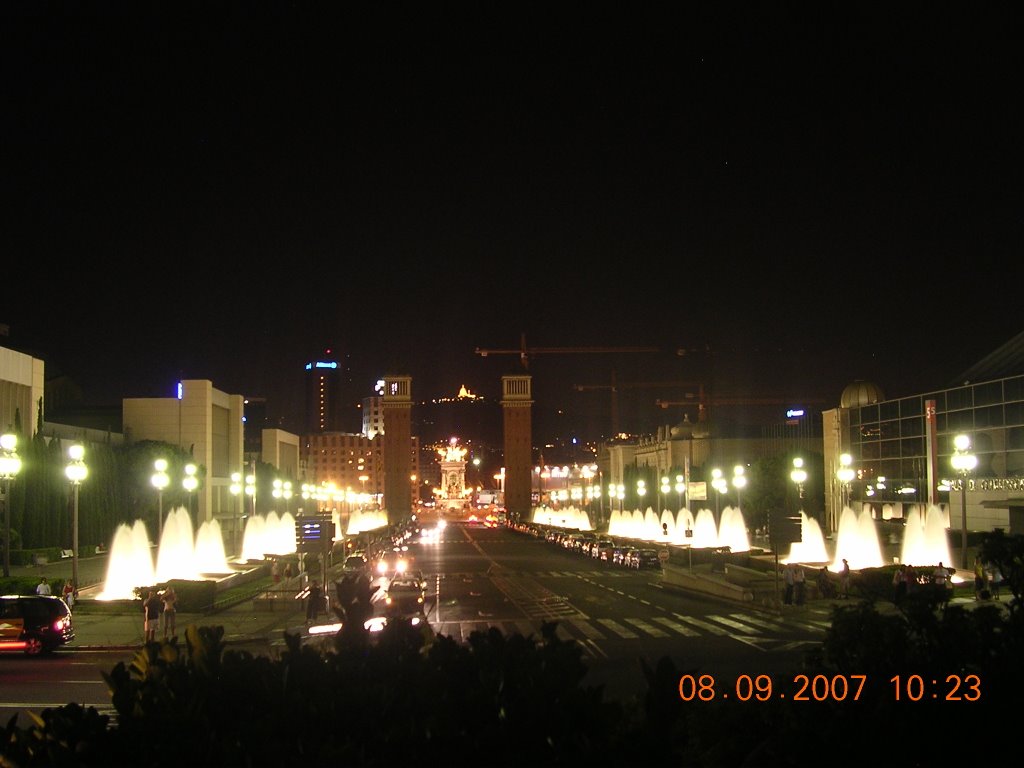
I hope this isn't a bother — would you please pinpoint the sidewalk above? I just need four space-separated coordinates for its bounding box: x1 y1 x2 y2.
67 594 314 652
22 555 341 653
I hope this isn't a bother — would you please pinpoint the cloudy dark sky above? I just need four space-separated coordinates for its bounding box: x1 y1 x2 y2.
3 2 1020 441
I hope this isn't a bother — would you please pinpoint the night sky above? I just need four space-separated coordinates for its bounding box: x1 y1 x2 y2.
3 3 1020 443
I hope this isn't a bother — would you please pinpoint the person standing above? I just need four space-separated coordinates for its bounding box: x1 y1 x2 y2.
973 556 988 600
161 586 178 638
61 579 76 610
271 560 281 586
143 590 162 643
987 563 1002 600
793 564 806 606
36 577 52 596
839 559 851 599
306 580 322 624
783 562 795 605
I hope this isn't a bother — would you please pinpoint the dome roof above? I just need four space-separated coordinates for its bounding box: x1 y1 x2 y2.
669 414 693 439
840 380 885 408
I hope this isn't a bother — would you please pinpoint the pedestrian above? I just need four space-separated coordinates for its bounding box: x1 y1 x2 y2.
816 567 834 599
973 556 988 600
793 564 806 606
36 577 52 596
840 559 851 599
272 560 281 585
61 578 76 610
161 585 178 638
893 564 907 604
905 564 919 596
143 590 162 643
783 562 795 605
987 564 1002 600
932 561 949 587
283 562 294 581
306 579 322 624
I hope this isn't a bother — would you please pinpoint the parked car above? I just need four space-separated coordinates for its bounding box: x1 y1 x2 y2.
627 548 662 570
0 595 75 655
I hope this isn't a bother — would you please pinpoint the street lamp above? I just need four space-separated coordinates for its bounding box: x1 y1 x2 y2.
732 465 747 510
1 433 23 578
790 457 807 503
230 472 243 557
183 462 198 524
660 476 670 512
710 468 725 520
951 434 977 569
636 479 647 511
675 474 685 511
245 470 257 524
64 444 88 593
836 453 855 511
616 484 625 514
151 458 170 542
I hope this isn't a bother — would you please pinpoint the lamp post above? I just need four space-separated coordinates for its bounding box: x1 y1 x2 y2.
951 434 977 569
616 484 625 514
245 469 256 525
660 476 670 513
64 444 88 592
710 468 725 521
230 472 243 557
732 465 747 510
790 457 807 505
151 458 170 542
1 433 23 578
183 462 198 525
675 474 685 511
636 479 647 511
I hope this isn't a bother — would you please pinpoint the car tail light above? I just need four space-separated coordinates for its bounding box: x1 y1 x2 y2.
53 616 69 632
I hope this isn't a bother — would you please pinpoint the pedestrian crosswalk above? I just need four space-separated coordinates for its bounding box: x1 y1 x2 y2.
430 605 829 651
440 570 640 580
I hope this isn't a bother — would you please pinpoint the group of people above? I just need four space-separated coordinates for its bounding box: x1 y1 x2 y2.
36 577 78 610
142 586 178 643
785 558 851 605
973 556 1003 601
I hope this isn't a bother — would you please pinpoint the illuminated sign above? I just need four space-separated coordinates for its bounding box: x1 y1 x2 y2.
305 361 338 370
176 382 183 400
786 409 805 418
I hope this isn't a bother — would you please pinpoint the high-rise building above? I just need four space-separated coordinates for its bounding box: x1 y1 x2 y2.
304 349 348 434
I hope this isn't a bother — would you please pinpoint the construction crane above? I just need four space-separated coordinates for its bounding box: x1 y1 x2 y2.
573 371 708 435
474 332 659 370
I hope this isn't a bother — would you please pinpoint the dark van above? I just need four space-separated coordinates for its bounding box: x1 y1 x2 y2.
0 594 75 655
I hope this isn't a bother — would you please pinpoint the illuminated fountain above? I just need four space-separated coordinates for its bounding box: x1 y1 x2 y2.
783 512 831 565
347 507 389 535
240 511 297 561
607 505 751 551
900 504 953 568
531 505 593 530
96 507 234 601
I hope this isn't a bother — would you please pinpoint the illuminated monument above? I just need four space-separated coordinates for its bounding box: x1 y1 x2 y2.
437 437 470 512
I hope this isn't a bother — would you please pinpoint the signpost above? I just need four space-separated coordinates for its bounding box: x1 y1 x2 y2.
768 509 803 613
